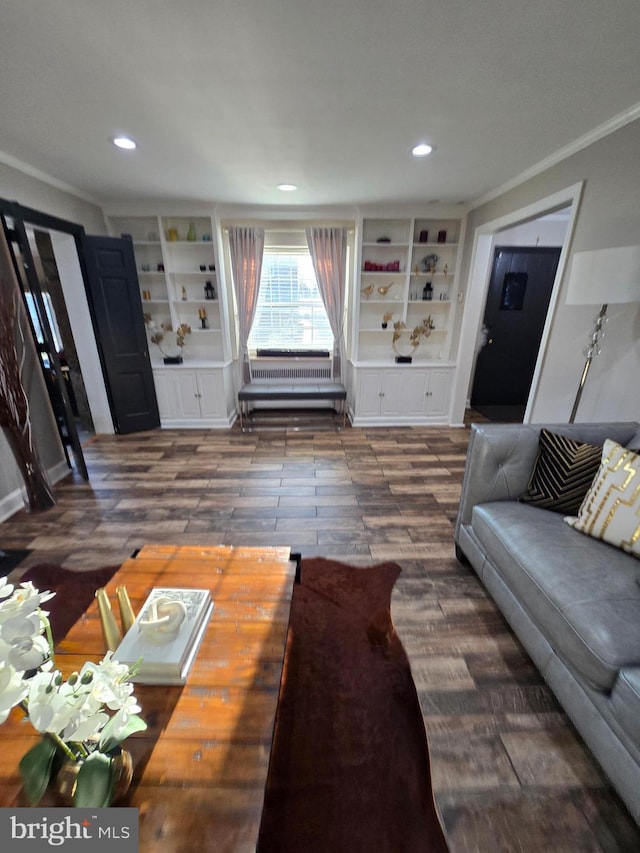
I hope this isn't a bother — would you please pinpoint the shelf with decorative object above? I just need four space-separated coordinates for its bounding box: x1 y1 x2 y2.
349 212 465 425
107 212 235 427
107 213 227 365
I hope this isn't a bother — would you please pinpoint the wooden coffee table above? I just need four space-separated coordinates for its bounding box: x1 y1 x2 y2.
0 544 296 852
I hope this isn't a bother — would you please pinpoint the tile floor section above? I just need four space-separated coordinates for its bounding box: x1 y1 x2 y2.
3 421 639 852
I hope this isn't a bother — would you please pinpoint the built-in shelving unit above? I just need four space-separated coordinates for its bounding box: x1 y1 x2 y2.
107 213 235 427
350 213 465 425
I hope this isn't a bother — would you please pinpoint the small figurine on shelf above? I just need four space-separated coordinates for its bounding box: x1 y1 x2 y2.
198 307 208 329
361 284 374 299
422 281 433 301
377 284 391 298
204 280 216 300
181 286 187 301
381 311 393 329
420 254 439 273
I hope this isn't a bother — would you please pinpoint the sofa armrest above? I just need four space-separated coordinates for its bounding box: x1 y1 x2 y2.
454 421 640 542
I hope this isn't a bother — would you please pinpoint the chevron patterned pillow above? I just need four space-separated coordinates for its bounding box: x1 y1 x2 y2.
519 428 602 514
565 440 640 557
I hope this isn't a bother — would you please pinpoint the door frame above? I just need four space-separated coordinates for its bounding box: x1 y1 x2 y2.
0 197 113 435
450 181 585 425
1 204 88 478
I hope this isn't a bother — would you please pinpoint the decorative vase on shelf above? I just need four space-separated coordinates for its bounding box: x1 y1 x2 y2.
187 222 196 242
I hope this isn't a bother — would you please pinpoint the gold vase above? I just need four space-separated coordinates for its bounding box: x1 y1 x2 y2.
54 748 133 806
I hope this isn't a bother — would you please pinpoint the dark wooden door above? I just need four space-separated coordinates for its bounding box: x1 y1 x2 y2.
471 246 560 408
81 235 160 434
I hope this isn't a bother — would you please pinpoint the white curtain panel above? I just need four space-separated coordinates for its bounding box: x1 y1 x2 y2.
228 226 265 382
306 227 347 381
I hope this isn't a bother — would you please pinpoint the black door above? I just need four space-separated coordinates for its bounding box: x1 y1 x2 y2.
81 235 160 434
471 246 560 413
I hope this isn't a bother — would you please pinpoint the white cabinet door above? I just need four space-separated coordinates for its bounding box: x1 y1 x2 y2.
379 371 405 417
196 369 226 419
424 368 450 417
396 369 430 417
154 368 200 419
357 370 386 418
174 371 202 419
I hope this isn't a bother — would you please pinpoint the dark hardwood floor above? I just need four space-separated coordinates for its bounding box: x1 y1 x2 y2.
3 419 639 852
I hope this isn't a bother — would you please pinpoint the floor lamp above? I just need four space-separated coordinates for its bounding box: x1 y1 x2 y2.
565 245 640 423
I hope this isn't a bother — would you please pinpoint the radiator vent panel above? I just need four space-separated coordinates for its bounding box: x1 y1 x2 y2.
252 364 332 381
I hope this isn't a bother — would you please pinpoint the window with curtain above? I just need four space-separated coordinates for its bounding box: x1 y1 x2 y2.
248 243 334 352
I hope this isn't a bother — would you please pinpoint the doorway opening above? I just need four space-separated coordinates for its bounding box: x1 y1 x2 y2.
470 242 563 422
450 181 584 426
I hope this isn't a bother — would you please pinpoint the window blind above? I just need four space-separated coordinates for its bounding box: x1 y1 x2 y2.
249 246 333 351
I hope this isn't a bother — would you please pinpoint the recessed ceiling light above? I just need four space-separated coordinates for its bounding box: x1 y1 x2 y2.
111 136 137 150
277 183 297 192
412 143 433 158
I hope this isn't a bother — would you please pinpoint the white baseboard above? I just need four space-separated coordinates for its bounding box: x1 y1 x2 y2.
0 490 25 524
0 460 71 524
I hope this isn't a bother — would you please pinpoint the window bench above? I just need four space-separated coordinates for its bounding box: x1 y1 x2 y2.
237 382 347 430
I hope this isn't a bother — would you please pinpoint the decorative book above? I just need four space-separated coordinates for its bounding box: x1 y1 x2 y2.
113 587 213 685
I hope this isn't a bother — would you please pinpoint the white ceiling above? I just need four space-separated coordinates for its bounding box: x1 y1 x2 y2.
1 0 639 209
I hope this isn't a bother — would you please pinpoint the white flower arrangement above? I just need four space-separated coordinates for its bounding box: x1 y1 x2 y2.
0 577 146 807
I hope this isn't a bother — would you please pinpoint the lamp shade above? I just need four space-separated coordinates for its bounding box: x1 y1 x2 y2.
565 245 640 305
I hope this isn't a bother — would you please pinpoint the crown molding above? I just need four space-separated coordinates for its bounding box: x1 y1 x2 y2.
0 149 99 206
471 101 640 209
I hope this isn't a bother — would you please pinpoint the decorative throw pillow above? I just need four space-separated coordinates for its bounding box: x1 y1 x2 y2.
519 429 602 515
565 439 640 558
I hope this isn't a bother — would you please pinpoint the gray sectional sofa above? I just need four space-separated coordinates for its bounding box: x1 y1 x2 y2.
454 421 640 823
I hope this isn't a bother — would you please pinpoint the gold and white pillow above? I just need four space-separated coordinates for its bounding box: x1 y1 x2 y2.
565 439 640 557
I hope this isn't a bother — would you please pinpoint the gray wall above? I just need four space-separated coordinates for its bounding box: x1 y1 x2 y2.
456 118 640 423
0 161 106 232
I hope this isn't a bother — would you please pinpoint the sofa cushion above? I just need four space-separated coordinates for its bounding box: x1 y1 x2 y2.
519 428 602 514
611 669 640 747
627 429 640 452
565 440 640 558
471 501 640 690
